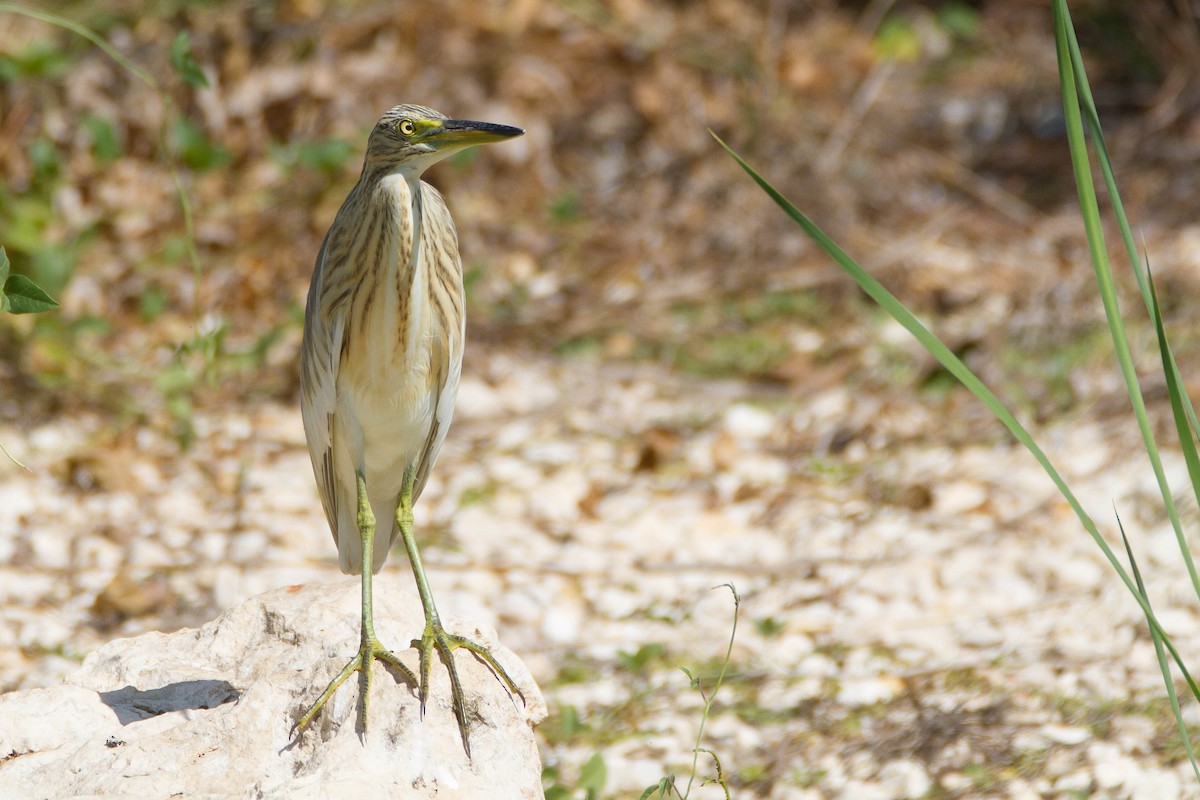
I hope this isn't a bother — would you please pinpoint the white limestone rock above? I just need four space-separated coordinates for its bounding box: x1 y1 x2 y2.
0 582 546 799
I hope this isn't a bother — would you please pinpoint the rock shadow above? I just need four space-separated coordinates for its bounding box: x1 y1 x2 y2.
99 680 239 725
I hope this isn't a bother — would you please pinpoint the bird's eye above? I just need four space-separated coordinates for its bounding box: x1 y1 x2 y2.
398 119 416 137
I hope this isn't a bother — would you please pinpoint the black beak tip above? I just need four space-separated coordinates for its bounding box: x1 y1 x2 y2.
447 119 525 139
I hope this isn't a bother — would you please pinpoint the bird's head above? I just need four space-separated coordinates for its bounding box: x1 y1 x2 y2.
363 104 523 177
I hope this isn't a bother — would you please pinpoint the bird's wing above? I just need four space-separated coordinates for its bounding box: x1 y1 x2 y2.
300 230 345 537
411 182 466 500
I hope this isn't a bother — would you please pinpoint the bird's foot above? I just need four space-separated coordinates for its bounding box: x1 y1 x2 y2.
293 633 417 735
413 620 524 756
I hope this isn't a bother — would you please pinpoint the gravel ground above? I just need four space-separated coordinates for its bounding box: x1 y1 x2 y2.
4 343 1200 799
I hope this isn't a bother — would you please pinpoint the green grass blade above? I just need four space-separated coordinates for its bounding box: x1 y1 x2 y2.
711 131 1200 703
1064 9 1200 466
1117 510 1200 781
1060 0 1200 554
1060 0 1200 479
1053 0 1200 602
1149 262 1200 596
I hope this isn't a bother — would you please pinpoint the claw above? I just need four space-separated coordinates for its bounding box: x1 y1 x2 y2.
411 620 522 756
293 634 418 735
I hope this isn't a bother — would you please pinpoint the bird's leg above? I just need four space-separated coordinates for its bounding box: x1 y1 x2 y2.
396 466 523 756
295 472 417 735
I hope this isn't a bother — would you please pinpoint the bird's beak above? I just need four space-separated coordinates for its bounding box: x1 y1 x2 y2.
433 119 524 149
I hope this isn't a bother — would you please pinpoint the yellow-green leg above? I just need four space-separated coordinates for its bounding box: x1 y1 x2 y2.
295 472 417 734
396 467 522 756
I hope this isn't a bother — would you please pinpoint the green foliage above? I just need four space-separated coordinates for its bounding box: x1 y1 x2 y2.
938 3 981 39
0 132 73 292
617 642 666 675
541 703 588 746
0 243 58 467
671 330 790 378
269 137 356 175
601 288 833 379
0 248 59 314
873 16 921 62
1052 0 1200 779
963 761 998 791
462 264 486 300
874 2 981 64
447 146 478 172
0 39 71 82
754 616 784 638
2 274 59 314
554 333 604 359
456 481 497 508
578 753 607 800
639 777 673 799
543 779 572 800
542 749 607 800
137 284 170 321
642 585 739 800
82 113 123 163
149 316 291 447
170 117 230 170
548 191 582 224
168 30 208 88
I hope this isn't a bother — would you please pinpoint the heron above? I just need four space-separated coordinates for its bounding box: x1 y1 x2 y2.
295 104 523 754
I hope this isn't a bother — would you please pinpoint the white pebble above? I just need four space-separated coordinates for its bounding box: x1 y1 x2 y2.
877 759 932 799
724 404 776 439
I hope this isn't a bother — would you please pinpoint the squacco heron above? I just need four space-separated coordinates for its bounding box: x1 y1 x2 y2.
295 104 523 753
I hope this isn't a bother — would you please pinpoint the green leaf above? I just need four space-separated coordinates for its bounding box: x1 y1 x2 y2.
169 31 209 89
3 274 59 314
873 16 921 61
938 3 981 39
170 117 229 171
0 41 70 83
82 114 123 163
29 136 61 184
579 752 607 799
297 139 354 173
639 778 673 800
618 642 665 674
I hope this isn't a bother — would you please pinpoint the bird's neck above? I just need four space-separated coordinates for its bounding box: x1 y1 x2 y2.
355 169 424 284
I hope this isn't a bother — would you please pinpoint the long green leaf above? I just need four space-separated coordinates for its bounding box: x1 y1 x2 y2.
1148 253 1200 604
1052 0 1200 606
1052 4 1200 775
1145 270 1200 779
712 131 1200 704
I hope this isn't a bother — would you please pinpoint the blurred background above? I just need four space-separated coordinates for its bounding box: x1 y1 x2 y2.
5 0 1200 797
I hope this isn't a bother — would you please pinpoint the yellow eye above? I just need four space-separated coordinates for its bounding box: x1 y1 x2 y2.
398 119 416 136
